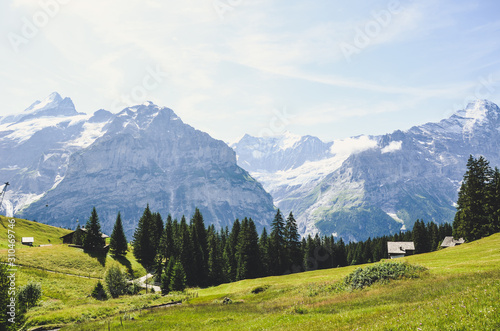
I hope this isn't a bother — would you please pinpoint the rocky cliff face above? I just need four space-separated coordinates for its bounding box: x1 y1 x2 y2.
1 94 275 237
233 100 500 241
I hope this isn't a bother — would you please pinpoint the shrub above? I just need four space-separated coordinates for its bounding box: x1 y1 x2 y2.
343 262 426 290
105 265 128 298
18 282 42 310
126 280 142 295
91 281 108 301
251 285 270 294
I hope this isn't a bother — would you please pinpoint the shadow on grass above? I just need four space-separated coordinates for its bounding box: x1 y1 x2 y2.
86 249 108 267
113 254 134 277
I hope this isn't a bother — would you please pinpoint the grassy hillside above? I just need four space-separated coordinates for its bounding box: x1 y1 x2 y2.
2 217 498 330
0 215 146 278
0 215 71 249
64 233 500 331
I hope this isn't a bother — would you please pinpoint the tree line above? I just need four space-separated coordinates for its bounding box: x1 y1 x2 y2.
86 154 499 291
453 155 500 241
128 206 454 291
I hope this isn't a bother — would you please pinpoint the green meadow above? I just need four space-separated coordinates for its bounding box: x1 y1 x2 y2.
1 217 499 330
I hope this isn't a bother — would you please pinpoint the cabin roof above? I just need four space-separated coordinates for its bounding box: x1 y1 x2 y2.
441 236 465 248
22 237 34 243
387 241 415 254
61 227 109 239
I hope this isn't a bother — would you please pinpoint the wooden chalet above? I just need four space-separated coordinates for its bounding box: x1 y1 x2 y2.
387 241 415 259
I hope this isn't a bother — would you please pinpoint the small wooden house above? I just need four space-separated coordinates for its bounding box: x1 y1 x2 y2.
61 227 109 245
441 236 465 248
387 241 415 259
21 237 34 246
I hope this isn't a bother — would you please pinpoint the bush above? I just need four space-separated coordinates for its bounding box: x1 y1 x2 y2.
18 282 42 310
251 285 270 294
91 281 108 300
105 265 128 298
343 262 426 290
126 280 142 295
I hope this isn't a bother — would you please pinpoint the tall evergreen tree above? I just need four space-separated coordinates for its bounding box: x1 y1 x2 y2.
488 167 500 234
110 212 128 256
223 219 240 282
207 225 224 285
83 207 105 252
152 212 164 248
284 212 302 273
178 215 195 286
235 218 261 280
270 209 286 275
155 214 174 282
133 205 156 268
413 220 430 254
190 208 208 286
259 227 271 276
169 260 187 292
453 156 493 241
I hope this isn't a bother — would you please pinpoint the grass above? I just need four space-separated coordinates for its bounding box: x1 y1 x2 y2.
0 215 71 249
1 216 499 330
15 267 187 329
62 233 500 331
7 244 147 279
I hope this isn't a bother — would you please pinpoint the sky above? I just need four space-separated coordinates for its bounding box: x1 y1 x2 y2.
1 0 500 143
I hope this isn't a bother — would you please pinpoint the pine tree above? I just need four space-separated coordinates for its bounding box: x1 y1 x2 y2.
91 281 108 300
270 209 286 275
235 218 261 280
412 220 430 254
155 215 174 282
161 258 174 295
152 212 164 248
284 212 302 273
303 235 314 270
223 219 240 282
488 167 500 234
133 205 156 268
110 212 128 256
207 225 224 285
453 156 493 241
178 215 195 286
427 222 439 252
83 207 105 252
190 208 208 286
259 227 271 276
170 260 187 292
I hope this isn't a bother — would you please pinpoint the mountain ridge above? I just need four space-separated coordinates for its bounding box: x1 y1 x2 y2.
0 94 275 237
233 100 500 241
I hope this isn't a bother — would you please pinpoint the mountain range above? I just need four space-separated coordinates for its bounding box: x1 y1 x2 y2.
2 93 500 241
0 93 274 237
233 100 500 241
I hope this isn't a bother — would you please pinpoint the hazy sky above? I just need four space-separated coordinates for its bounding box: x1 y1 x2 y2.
1 0 500 143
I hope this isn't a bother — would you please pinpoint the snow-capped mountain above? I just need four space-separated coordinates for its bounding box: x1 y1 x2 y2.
0 93 275 236
233 100 500 241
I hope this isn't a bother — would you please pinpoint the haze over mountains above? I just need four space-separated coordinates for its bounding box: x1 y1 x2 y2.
1 93 500 241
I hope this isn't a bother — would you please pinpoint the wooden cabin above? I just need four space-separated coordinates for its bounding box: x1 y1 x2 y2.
387 241 415 259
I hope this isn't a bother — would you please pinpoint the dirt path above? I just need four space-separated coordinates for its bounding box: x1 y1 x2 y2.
135 273 162 292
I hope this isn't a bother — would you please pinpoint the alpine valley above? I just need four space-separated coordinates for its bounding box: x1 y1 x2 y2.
2 93 500 241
